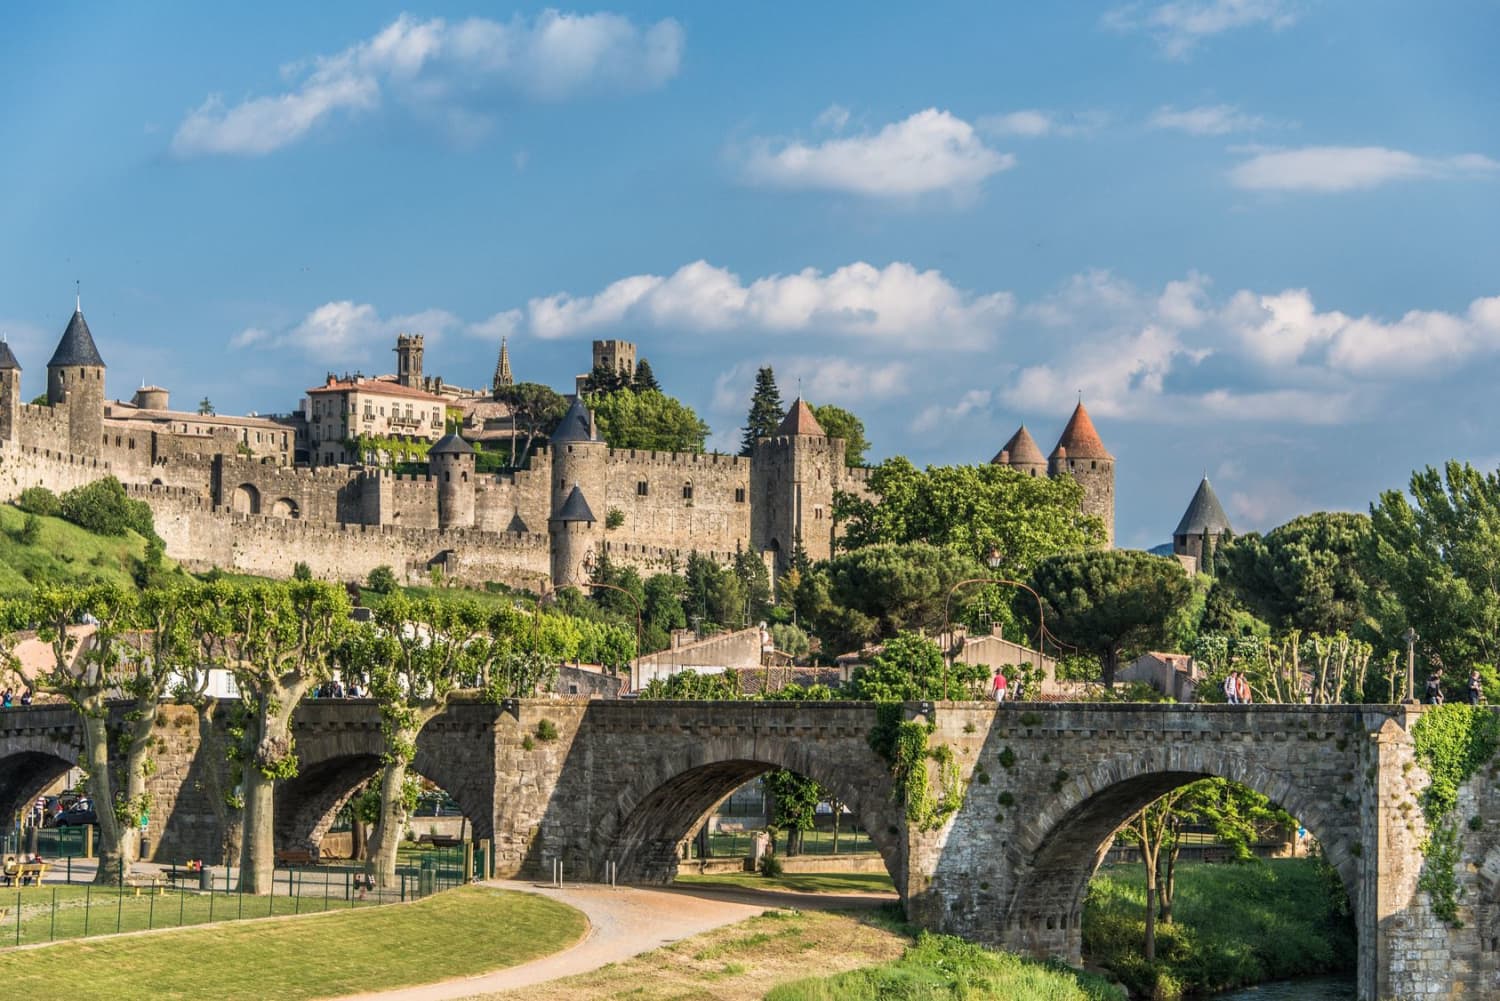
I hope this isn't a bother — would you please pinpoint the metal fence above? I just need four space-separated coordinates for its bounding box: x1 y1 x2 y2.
694 826 876 859
0 845 474 949
3 827 89 859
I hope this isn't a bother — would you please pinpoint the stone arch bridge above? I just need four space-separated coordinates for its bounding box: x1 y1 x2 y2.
1 698 1496 1000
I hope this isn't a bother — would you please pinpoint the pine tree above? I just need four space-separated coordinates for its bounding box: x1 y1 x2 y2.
740 366 784 457
632 358 661 392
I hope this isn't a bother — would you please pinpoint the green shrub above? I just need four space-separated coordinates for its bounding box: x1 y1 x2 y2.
16 486 60 517
366 565 398 594
60 477 155 539
759 852 784 878
15 513 41 545
293 561 313 581
535 719 559 741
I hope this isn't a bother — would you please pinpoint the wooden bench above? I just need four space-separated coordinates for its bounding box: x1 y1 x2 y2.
164 867 203 884
123 873 165 896
275 848 317 867
15 862 47 886
417 834 462 849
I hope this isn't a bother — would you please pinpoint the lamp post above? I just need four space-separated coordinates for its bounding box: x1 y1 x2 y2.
942 575 1048 701
587 581 644 682
1402 627 1418 705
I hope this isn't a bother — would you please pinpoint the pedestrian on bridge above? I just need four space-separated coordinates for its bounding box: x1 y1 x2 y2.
1468 670 1483 706
992 668 1008 704
1426 670 1445 705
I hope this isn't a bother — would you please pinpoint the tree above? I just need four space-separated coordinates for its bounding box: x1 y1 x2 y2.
733 547 773 625
845 631 984 701
340 595 500 888
1029 550 1192 688
579 362 628 395
1366 462 1500 672
60 477 156 539
835 458 1103 576
811 404 870 467
366 566 398 594
684 552 747 630
1223 512 1374 635
586 388 709 453
198 397 216 416
493 382 568 468
632 358 661 392
807 542 984 655
741 366 784 457
642 573 686 652
196 580 350 893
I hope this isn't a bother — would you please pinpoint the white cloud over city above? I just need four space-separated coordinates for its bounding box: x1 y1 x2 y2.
740 109 1015 198
1228 146 1500 192
1103 0 1301 58
172 10 684 156
1148 104 1264 135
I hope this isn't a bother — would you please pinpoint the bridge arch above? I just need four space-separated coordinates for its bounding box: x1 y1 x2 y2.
594 733 903 889
0 749 76 827
1000 744 1360 963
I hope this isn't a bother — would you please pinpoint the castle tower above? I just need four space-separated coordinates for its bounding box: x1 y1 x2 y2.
0 339 20 445
1172 476 1232 572
394 333 424 389
991 425 1047 477
549 396 608 527
1048 402 1115 547
492 337 513 394
549 484 598 589
592 340 636 381
46 303 106 458
430 433 476 530
750 398 845 576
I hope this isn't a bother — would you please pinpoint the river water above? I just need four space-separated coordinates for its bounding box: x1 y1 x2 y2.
1212 975 1354 1000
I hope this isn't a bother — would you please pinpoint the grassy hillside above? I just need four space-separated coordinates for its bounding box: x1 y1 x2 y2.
0 504 160 594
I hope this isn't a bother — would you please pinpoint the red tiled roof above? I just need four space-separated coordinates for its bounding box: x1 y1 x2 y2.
776 398 825 436
1051 402 1111 460
993 425 1045 466
307 378 446 403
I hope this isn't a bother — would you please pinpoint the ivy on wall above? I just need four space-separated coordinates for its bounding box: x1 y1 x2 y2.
1411 704 1500 925
869 703 966 832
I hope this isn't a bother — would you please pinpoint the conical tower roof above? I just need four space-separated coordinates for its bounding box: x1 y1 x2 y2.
776 398 824 436
48 309 105 368
429 433 474 456
492 337 513 391
1174 477 1233 537
551 397 599 444
992 425 1045 467
0 340 19 371
554 484 596 523
1051 401 1110 460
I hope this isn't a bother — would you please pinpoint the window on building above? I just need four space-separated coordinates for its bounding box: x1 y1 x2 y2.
636 481 648 496
814 506 824 520
682 483 693 500
735 487 746 503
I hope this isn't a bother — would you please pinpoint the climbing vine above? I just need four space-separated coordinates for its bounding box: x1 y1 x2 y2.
869 703 966 831
1411 705 1500 925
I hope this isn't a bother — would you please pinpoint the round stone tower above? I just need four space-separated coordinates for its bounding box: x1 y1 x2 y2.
548 396 608 523
46 304 106 458
549 483 598 589
1048 402 1115 547
0 340 20 445
991 425 1047 478
132 385 170 410
430 433 476 530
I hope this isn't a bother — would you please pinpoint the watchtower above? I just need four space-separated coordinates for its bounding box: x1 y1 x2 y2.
549 397 608 526
0 340 20 445
1047 402 1114 547
394 333 424 389
46 304 106 458
991 425 1047 478
750 398 844 576
549 484 598 589
430 433 476 530
591 340 636 381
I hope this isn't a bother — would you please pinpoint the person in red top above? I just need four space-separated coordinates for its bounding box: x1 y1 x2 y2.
992 667 1009 704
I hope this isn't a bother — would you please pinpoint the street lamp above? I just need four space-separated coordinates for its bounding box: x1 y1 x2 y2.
1392 627 1416 705
942 575 1048 702
587 581 644 682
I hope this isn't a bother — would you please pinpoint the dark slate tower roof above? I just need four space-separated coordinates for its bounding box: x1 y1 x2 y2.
554 485 596 523
429 433 474 456
0 340 19 371
991 425 1045 466
551 397 600 444
48 310 106 368
1051 401 1110 460
1174 477 1233 537
776 398 825 436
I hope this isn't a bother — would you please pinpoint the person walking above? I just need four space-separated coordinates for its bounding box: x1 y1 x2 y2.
1468 670 1483 706
1426 669 1444 705
1223 672 1240 704
992 667 1008 705
1237 672 1252 705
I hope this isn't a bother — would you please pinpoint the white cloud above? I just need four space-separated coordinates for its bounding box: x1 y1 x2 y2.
978 109 1105 138
518 259 1015 347
172 11 684 156
814 104 850 132
233 301 460 363
1149 104 1263 135
741 109 1015 198
1228 146 1500 192
912 389 993 433
1104 0 1300 58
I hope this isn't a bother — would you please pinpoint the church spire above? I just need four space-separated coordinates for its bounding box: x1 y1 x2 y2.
492 337 513 393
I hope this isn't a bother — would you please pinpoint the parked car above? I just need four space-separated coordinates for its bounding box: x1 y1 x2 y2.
47 806 96 828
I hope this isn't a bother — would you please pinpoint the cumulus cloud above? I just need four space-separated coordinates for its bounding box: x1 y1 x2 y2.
1104 0 1300 58
741 109 1015 198
1228 146 1500 192
172 11 684 156
231 301 460 363
1149 103 1263 135
912 389 993 433
978 109 1105 138
517 259 1016 347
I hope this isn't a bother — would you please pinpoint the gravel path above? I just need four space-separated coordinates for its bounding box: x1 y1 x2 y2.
335 879 895 1001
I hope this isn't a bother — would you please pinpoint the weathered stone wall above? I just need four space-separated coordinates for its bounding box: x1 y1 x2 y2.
473 460 551 535
0 441 116 500
601 449 751 554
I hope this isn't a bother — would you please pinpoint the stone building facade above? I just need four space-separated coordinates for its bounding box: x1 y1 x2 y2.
0 305 1117 591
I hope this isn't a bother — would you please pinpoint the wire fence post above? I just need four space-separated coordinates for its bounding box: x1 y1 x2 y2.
83 883 91 936
148 881 156 929
14 889 21 946
178 876 186 926
50 886 57 941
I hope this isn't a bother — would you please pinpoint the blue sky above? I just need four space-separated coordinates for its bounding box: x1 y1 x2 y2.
2 1 1498 548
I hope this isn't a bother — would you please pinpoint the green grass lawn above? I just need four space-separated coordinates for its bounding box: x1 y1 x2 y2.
1083 859 1356 999
0 886 585 1000
674 871 896 894
0 505 172 593
767 931 1125 1001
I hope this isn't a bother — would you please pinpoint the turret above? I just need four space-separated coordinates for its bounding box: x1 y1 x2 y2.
430 433 476 529
0 339 20 445
394 333 424 389
1172 476 1232 572
750 398 845 575
46 304 106 458
549 396 608 527
549 484 598 589
991 425 1047 478
1048 402 1115 547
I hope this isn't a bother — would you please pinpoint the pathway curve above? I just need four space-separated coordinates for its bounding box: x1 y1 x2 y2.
335 879 896 1001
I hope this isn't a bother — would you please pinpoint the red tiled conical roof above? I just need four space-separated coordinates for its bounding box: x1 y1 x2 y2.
1051 402 1111 460
776 398 825 436
993 425 1045 467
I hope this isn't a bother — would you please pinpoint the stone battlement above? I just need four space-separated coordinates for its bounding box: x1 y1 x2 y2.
606 449 748 469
